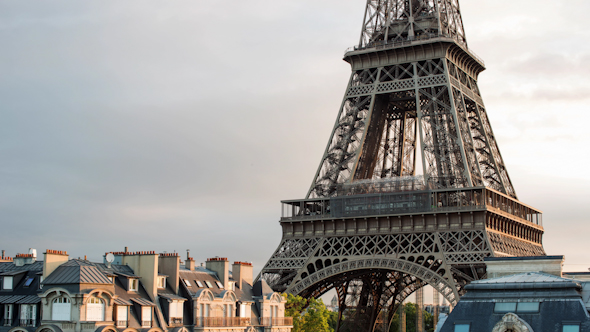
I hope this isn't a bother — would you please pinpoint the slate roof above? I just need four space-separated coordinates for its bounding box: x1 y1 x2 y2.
179 268 254 302
441 271 590 332
252 279 274 298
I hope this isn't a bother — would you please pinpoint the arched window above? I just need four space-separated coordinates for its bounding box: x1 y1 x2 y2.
86 297 105 321
52 296 71 321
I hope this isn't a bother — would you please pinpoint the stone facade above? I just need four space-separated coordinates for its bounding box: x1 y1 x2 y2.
0 249 292 332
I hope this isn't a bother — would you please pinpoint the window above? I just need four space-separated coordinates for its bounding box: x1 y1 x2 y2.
116 306 128 327
215 281 224 289
108 276 114 283
454 324 470 332
23 277 34 287
169 301 183 318
205 281 213 288
2 276 13 290
157 277 166 289
129 279 138 291
494 302 517 313
195 280 203 288
86 297 105 321
4 304 12 326
52 297 71 321
20 304 36 326
563 325 580 332
141 307 152 327
517 302 540 313
183 279 191 287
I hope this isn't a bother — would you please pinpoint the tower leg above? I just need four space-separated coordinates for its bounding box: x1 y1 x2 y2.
416 287 424 332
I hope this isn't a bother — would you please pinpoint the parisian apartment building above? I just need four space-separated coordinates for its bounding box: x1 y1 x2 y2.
0 249 293 332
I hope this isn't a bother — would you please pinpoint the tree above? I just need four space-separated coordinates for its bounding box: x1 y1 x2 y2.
284 294 335 332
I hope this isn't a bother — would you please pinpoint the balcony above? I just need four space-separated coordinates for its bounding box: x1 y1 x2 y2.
20 319 36 327
3 319 12 326
259 317 293 327
281 186 542 227
141 321 152 328
116 320 127 328
169 317 183 326
195 317 251 328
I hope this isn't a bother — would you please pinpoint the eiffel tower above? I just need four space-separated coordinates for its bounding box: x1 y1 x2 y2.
258 1 545 331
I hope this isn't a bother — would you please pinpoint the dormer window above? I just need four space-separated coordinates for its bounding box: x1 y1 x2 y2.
204 281 213 288
2 276 13 290
108 276 114 283
215 281 224 289
129 278 138 292
157 277 166 289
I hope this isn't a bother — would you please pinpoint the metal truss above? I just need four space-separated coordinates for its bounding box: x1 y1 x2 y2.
259 0 545 331
358 0 467 49
308 55 516 199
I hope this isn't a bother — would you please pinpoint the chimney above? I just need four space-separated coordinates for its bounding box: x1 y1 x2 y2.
185 257 195 271
15 250 37 266
43 250 69 279
206 257 229 289
0 250 12 263
232 261 253 290
159 253 180 293
112 250 158 299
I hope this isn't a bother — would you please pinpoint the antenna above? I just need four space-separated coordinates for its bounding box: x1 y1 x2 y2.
105 253 115 268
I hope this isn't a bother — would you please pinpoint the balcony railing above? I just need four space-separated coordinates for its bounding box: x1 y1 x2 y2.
4 319 12 326
259 317 293 326
141 321 152 328
282 187 542 227
20 319 36 327
169 317 183 326
116 320 127 328
195 317 251 327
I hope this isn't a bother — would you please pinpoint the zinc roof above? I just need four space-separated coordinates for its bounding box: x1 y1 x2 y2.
471 272 574 285
114 298 133 306
43 263 112 285
130 298 155 306
0 295 40 304
0 261 43 273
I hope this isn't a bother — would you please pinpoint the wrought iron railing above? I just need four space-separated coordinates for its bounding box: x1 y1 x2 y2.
195 317 251 327
281 187 542 227
259 317 293 326
170 317 183 325
141 321 152 328
20 319 36 327
3 319 12 326
116 320 127 327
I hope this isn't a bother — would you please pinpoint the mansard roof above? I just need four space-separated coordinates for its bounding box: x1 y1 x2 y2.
43 259 136 285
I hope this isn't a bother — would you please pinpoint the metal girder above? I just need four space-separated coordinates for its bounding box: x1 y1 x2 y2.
260 0 546 331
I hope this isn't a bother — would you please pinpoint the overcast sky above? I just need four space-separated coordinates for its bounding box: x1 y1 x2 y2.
1 0 589 274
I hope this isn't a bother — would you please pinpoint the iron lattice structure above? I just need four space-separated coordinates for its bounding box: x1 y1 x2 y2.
258 1 545 331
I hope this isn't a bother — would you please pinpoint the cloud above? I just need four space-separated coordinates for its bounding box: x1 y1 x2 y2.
0 0 588 272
